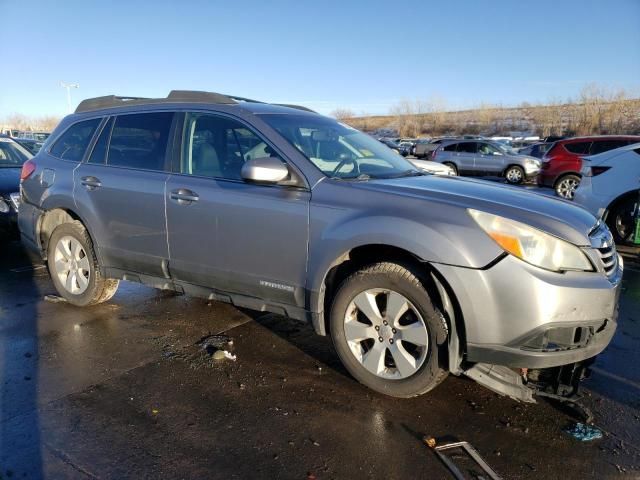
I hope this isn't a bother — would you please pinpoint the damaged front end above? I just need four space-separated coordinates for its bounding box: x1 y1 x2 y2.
461 359 596 416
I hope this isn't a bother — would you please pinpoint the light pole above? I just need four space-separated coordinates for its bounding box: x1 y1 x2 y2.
60 82 79 113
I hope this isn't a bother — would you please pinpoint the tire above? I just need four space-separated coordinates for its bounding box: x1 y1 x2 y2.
47 221 119 306
505 165 525 185
442 162 458 176
606 196 637 244
555 174 581 200
329 262 448 398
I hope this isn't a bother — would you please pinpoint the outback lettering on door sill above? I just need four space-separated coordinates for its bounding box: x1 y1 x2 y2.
260 280 295 292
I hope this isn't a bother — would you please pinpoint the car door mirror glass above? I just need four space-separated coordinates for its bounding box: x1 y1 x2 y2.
241 156 290 184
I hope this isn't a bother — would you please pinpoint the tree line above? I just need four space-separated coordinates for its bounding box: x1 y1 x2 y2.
332 84 640 138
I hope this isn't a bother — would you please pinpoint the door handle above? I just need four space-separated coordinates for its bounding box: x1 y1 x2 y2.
170 188 199 205
81 176 102 190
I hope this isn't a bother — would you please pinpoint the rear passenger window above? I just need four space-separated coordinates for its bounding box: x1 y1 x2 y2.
564 142 592 154
458 142 479 154
50 118 101 162
442 143 457 152
107 112 173 171
88 117 114 164
181 113 273 180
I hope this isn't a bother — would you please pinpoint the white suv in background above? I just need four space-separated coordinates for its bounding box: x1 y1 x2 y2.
575 142 640 243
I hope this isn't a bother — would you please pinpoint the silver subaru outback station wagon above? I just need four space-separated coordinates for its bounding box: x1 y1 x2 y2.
18 91 622 401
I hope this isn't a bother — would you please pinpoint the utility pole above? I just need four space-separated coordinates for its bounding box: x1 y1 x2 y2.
60 82 79 113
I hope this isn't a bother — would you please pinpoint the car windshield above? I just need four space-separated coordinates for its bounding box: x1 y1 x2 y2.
0 139 32 167
260 114 421 179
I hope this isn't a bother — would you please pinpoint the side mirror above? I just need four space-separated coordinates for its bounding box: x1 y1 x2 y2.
241 157 290 184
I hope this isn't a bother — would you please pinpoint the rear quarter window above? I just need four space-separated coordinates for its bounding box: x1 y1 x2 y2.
49 118 101 162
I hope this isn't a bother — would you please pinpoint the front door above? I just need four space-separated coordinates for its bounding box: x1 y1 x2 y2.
475 142 506 176
165 112 309 307
74 112 174 277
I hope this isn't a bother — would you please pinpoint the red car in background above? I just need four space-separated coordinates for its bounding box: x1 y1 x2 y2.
538 135 640 199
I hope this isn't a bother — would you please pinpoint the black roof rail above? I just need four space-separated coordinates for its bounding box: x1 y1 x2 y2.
75 95 150 113
74 90 315 114
274 103 317 113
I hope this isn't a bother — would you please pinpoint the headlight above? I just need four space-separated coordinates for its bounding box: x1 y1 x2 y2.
524 159 540 167
469 210 593 272
0 198 9 214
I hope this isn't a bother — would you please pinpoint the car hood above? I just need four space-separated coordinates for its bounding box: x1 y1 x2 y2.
0 167 20 196
410 159 453 174
357 175 598 246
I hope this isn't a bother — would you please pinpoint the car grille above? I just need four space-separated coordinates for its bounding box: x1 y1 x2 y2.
597 244 618 277
589 222 618 277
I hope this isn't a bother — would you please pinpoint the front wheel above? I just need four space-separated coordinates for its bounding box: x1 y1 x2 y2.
607 196 638 244
329 262 448 398
555 174 581 199
505 165 525 184
442 162 458 176
47 221 119 306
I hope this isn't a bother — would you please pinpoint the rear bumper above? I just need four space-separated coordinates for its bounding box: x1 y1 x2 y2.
537 171 557 187
17 200 43 255
434 253 622 369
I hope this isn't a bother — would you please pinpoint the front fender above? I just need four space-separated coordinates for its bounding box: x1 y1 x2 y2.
306 200 503 316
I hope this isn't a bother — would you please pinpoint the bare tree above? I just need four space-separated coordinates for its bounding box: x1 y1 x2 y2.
329 108 355 122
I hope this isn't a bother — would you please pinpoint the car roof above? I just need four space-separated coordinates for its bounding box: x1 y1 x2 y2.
558 135 640 143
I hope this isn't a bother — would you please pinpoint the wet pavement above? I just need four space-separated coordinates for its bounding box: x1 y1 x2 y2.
1 238 639 479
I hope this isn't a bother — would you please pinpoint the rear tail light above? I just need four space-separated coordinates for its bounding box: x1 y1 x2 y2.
584 166 611 177
20 159 36 181
432 149 438 160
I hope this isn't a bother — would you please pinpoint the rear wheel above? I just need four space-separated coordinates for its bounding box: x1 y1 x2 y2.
329 262 448 398
505 165 525 184
555 174 581 199
607 196 638 244
47 221 119 306
442 162 458 176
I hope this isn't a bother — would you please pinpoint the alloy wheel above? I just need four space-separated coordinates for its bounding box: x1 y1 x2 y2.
506 168 523 183
556 177 580 199
343 289 429 380
53 235 91 294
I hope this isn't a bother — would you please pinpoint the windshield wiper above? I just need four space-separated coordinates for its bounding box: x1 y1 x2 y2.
383 170 424 179
331 173 371 181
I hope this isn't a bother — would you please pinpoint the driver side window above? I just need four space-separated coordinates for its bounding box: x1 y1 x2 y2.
478 143 498 155
181 113 275 180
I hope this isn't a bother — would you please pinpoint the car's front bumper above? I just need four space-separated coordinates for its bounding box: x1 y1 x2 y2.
434 252 622 369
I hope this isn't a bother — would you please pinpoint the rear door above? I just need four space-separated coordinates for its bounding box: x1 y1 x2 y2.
74 111 174 277
165 112 309 307
475 142 505 175
453 142 478 174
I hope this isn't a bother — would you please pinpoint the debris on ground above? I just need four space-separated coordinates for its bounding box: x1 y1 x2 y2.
423 435 502 480
563 422 603 442
44 294 67 303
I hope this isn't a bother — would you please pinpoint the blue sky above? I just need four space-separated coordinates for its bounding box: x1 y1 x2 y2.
1 0 639 116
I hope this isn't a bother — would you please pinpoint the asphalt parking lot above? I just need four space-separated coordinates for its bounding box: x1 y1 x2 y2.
1 233 639 479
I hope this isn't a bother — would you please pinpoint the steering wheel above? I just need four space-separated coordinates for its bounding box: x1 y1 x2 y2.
330 154 359 177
